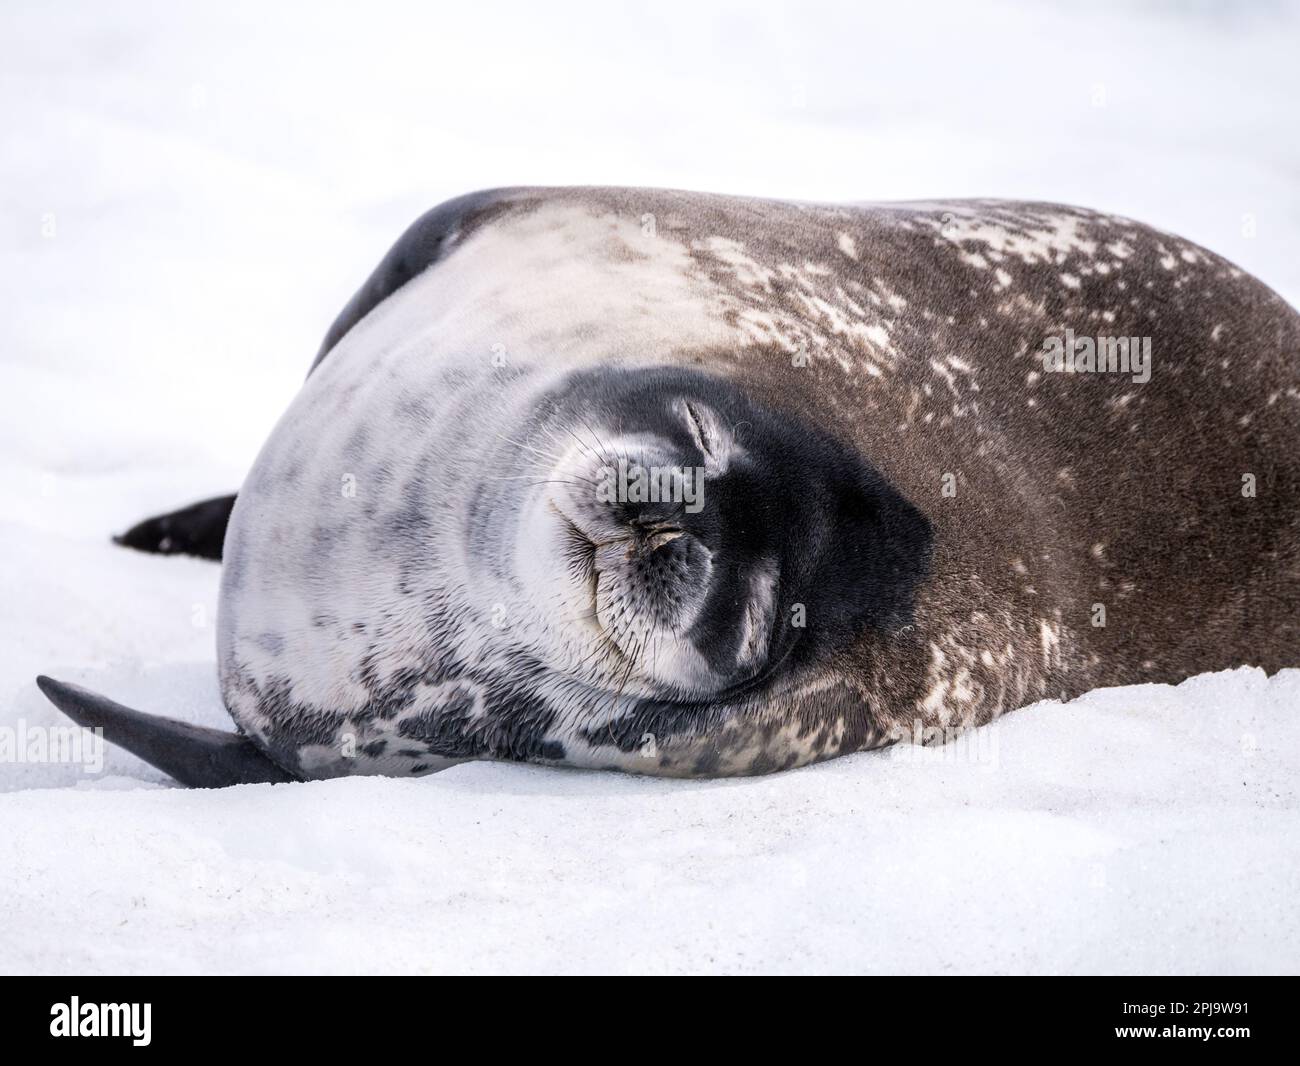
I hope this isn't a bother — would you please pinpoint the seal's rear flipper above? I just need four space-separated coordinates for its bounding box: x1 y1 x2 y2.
35 676 295 788
114 493 237 561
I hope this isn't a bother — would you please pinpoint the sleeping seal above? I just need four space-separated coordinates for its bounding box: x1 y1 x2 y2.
39 187 1300 785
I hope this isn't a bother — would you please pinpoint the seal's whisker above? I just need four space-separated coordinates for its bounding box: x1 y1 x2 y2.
494 433 568 466
483 475 595 489
557 419 611 470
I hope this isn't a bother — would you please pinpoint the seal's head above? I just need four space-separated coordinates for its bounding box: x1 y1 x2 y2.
220 360 931 778
217 195 933 778
504 367 929 709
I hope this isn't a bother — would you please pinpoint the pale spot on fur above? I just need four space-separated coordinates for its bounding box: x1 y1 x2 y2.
701 236 777 290
1039 619 1060 669
927 209 1099 264
864 323 892 349
930 359 961 396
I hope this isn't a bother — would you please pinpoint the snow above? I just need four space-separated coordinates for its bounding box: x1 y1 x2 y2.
1 0 1298 974
3 669 1298 975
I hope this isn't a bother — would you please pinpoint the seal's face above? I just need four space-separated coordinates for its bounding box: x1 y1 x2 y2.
500 368 931 715
514 371 784 701
218 199 933 777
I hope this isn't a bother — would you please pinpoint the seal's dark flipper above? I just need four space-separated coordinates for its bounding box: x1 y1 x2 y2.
114 493 237 561
35 676 295 788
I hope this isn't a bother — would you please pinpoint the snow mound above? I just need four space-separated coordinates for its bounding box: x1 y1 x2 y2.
1 668 1296 975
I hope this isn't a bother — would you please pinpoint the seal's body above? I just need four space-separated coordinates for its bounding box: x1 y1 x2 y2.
43 188 1300 785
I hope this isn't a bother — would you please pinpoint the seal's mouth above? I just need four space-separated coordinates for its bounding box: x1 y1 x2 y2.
552 504 618 656
551 495 717 688
555 507 599 600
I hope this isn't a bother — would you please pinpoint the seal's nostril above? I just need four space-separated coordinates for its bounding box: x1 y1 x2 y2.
643 527 686 553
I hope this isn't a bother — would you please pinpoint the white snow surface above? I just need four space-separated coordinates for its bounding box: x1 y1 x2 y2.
2 0 1298 974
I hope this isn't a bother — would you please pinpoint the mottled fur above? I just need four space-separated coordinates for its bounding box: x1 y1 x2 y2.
59 188 1300 784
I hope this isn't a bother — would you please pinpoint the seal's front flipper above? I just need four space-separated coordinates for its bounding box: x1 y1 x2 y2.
114 493 236 561
35 676 295 788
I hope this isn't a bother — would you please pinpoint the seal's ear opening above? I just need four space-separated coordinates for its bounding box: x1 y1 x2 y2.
35 676 294 788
